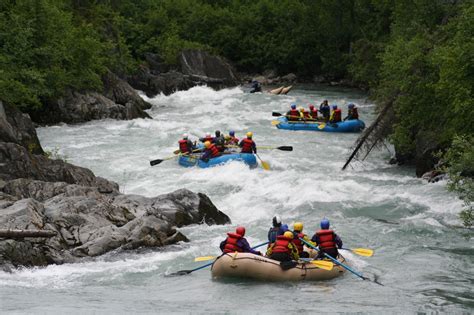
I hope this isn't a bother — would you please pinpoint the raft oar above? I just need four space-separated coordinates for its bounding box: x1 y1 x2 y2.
224 145 293 152
169 241 269 276
150 154 177 166
299 258 334 271
341 247 374 257
256 153 270 170
300 238 383 286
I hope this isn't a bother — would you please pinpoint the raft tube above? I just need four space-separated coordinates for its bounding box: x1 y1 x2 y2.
211 252 346 281
178 153 258 168
275 116 365 132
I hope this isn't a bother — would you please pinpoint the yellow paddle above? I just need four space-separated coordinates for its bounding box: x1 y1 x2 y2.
255 153 270 170
342 248 374 257
194 256 216 262
318 123 326 130
306 259 334 271
271 120 281 126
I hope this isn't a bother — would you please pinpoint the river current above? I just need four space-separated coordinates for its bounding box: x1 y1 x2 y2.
1 86 472 314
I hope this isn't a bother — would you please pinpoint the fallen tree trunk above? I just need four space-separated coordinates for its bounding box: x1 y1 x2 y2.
0 229 57 239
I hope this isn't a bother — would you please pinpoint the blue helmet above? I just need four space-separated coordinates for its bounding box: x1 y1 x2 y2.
281 224 289 231
291 104 296 109
229 130 235 136
348 103 355 109
320 219 330 229
332 105 338 110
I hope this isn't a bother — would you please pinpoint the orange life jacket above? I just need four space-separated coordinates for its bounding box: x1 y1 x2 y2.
332 109 342 122
178 139 191 153
316 230 336 250
207 143 220 158
223 232 244 253
292 232 305 254
240 138 255 153
272 235 293 254
350 108 359 119
310 109 318 119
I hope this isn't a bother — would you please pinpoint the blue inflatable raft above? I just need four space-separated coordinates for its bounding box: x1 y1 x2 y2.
178 153 258 168
275 117 365 132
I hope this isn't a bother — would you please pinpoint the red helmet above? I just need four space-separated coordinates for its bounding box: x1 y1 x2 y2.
309 104 314 110
236 226 246 236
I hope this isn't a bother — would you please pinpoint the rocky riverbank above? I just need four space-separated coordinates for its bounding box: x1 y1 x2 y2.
0 101 230 270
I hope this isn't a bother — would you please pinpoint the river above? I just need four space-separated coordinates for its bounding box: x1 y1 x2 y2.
1 85 472 313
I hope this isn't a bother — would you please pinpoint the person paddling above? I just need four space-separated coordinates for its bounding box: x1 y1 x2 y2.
266 231 299 263
267 215 287 247
344 103 359 120
201 141 221 161
220 226 262 255
226 130 239 145
178 133 194 154
319 100 330 122
214 130 225 152
308 104 318 120
286 104 299 121
200 132 214 143
239 132 257 154
329 105 342 123
291 222 314 258
311 218 343 259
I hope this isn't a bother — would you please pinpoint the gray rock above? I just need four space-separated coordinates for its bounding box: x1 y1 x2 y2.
102 71 152 111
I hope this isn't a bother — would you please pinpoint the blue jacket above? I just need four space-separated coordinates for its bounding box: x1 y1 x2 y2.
267 226 287 243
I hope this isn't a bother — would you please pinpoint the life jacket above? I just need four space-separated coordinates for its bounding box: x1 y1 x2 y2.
302 111 310 119
214 136 225 151
331 109 342 122
292 231 305 254
316 229 336 250
240 138 254 153
272 235 293 254
288 109 299 119
309 109 318 119
350 108 359 119
227 136 239 145
206 143 220 158
268 226 280 243
223 232 244 253
178 139 190 153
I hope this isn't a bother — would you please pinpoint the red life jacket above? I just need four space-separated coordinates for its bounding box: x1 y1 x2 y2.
302 111 310 119
316 230 336 250
351 108 359 119
227 136 239 145
178 139 190 153
223 232 244 253
332 109 342 122
310 109 318 119
292 232 305 253
272 235 293 254
240 138 254 153
207 144 220 157
289 109 299 119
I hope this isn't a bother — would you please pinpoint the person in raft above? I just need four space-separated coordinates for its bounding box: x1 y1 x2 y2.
311 218 343 259
286 103 299 121
249 80 262 93
213 130 226 152
319 100 330 122
308 104 318 120
267 215 287 247
201 141 221 161
298 107 310 120
220 226 262 255
239 132 257 154
200 132 214 143
329 105 342 123
291 222 315 259
343 103 359 120
266 231 299 262
225 130 239 146
178 133 194 154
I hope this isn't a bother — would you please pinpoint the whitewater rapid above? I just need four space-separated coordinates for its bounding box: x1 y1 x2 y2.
1 85 472 313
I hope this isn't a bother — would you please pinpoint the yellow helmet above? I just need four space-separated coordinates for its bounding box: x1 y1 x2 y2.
246 132 253 138
299 107 305 112
294 222 303 232
204 141 211 148
284 231 294 239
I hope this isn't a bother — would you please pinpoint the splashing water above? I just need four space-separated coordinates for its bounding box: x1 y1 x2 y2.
1 85 472 313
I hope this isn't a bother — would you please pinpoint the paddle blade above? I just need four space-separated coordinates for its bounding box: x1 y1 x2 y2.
310 260 334 271
166 270 192 277
352 248 374 257
318 123 326 130
261 160 271 170
173 149 180 154
194 256 216 262
276 146 293 151
272 112 283 117
150 159 164 166
271 120 281 126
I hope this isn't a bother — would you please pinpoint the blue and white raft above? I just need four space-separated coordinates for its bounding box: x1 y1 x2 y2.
275 117 365 132
178 153 258 168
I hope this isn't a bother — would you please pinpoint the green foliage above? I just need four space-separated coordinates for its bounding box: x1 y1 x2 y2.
440 136 474 227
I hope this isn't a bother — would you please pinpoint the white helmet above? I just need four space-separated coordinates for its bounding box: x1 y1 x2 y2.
205 132 211 137
183 133 188 139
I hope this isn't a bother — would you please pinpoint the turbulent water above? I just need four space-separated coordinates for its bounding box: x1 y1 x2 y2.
2 85 472 313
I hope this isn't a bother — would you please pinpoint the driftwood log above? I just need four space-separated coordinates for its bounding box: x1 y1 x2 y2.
0 229 57 239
